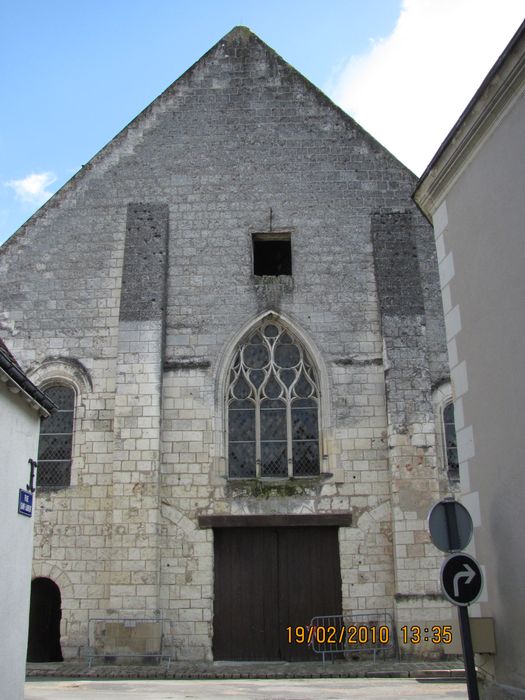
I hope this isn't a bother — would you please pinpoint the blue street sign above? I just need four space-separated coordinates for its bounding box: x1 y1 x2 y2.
18 489 33 517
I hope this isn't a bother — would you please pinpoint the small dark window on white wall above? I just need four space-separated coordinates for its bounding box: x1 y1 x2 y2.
443 402 458 476
253 233 292 276
37 385 75 490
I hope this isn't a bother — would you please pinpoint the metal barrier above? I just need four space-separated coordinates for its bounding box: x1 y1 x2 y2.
308 611 397 664
86 617 173 668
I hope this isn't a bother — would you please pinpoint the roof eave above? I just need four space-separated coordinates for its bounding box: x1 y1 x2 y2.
414 19 525 218
0 349 56 416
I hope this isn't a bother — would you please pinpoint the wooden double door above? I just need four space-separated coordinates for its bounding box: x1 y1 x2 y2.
213 526 342 661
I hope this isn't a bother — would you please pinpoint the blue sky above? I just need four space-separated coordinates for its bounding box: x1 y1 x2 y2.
1 1 523 245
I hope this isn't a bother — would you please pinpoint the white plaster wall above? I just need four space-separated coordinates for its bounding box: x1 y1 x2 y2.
433 90 525 695
0 386 40 700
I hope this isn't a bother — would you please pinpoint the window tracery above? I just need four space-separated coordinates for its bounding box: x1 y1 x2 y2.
227 320 320 478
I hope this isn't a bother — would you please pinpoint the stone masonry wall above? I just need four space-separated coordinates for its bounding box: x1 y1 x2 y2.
372 211 452 646
0 28 450 659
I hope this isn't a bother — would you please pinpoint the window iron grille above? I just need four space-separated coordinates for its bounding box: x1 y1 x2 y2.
37 385 75 490
443 401 459 478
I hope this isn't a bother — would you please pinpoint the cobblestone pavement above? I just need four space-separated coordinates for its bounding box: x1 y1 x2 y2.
26 658 465 680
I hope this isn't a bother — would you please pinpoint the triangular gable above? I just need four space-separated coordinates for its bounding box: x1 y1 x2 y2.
1 26 413 252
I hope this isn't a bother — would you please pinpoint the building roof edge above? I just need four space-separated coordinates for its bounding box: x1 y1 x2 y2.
414 19 525 215
0 341 56 416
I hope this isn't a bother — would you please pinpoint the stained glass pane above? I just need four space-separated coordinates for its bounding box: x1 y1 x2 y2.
243 343 269 369
261 442 287 476
294 371 313 398
232 375 251 399
447 447 459 470
293 441 319 476
229 442 256 478
38 434 73 461
263 374 282 399
263 324 278 338
230 398 253 409
36 461 72 489
262 399 284 408
249 369 265 388
274 343 300 368
260 402 286 441
292 407 319 440
37 384 74 490
40 407 74 434
229 405 255 442
45 385 75 409
280 369 296 387
293 398 316 408
443 403 453 423
444 403 458 471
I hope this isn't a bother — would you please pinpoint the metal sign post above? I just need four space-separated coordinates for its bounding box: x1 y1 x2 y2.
440 552 483 700
429 499 483 700
458 605 480 700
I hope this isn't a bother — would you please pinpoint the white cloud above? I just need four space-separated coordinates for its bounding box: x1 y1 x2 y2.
6 171 57 204
328 0 525 175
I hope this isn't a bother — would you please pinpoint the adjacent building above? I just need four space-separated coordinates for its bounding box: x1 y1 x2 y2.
0 340 55 699
414 19 525 700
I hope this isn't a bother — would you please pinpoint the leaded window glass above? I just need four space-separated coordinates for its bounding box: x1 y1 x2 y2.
228 321 320 478
443 402 458 475
37 385 75 490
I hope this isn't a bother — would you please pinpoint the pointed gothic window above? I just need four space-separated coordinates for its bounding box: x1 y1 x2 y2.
228 320 320 478
37 385 75 490
443 401 458 478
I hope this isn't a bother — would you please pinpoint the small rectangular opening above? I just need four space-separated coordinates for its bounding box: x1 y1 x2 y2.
253 233 292 276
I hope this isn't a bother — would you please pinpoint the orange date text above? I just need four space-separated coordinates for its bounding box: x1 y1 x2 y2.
286 625 390 646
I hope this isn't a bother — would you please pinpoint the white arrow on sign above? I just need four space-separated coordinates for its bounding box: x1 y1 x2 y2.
453 563 476 597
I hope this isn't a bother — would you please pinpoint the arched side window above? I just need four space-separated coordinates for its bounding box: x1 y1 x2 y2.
228 320 320 478
443 401 459 477
37 385 75 490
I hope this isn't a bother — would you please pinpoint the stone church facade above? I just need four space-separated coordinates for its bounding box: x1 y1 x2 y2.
1 28 456 661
